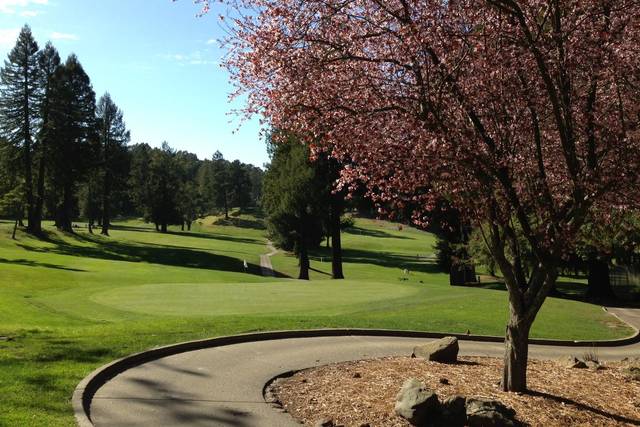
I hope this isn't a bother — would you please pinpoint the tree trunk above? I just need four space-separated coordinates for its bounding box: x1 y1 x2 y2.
502 314 531 392
224 194 229 220
12 218 18 240
187 221 192 231
24 137 35 233
298 213 310 280
88 219 93 234
155 222 159 232
587 256 614 300
101 169 111 236
298 242 310 280
57 183 73 233
32 153 45 235
161 222 167 233
330 202 344 279
181 221 185 231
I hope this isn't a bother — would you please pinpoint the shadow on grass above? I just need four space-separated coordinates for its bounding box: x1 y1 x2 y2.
343 226 414 240
341 248 441 274
165 230 261 245
17 234 262 276
213 216 266 230
0 258 86 272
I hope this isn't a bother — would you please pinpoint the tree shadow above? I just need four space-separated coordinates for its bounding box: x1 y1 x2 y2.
165 231 261 245
213 217 266 230
109 375 256 426
17 234 262 275
0 258 86 272
339 248 441 274
343 226 414 240
528 390 640 425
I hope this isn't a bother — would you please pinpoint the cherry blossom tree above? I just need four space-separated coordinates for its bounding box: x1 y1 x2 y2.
207 0 640 392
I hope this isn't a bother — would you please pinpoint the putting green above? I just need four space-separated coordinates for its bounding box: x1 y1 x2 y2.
90 280 423 316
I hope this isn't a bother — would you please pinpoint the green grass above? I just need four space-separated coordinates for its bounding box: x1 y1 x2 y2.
0 213 632 426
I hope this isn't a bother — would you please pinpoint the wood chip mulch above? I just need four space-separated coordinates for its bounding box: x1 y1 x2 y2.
270 356 640 426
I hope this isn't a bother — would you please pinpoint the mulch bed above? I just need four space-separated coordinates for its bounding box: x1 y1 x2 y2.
270 356 640 426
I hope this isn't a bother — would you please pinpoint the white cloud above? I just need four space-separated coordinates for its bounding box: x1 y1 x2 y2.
206 39 216 45
50 31 78 41
0 0 48 14
0 27 20 48
161 51 218 66
20 10 39 17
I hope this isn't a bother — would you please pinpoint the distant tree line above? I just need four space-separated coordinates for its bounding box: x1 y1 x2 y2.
0 25 263 237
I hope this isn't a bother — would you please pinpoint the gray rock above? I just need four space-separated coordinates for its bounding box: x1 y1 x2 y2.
412 337 459 363
559 356 587 369
394 379 440 426
314 417 334 427
466 398 519 427
439 395 466 427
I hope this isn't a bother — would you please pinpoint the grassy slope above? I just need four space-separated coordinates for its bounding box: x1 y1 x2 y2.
0 215 631 426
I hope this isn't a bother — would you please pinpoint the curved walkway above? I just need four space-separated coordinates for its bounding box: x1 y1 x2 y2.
79 307 640 427
259 241 278 277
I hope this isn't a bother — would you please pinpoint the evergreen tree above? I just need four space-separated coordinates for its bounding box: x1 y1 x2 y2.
210 151 231 219
262 138 325 280
48 55 97 232
228 159 252 210
0 138 24 238
0 25 40 232
96 93 130 236
128 143 153 219
33 42 61 233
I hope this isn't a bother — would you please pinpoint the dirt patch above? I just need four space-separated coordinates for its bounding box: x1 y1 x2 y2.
270 356 640 426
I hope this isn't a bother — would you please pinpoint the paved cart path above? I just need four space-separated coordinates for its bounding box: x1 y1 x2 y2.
259 241 278 277
85 307 639 427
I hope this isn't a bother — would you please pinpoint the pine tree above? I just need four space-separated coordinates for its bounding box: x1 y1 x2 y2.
96 93 129 236
48 55 97 232
262 138 325 280
210 151 231 219
33 42 61 233
0 25 40 233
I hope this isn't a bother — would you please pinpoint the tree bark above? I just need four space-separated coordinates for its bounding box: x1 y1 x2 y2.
298 212 310 280
298 241 310 280
57 182 73 233
502 312 532 392
161 222 167 233
12 218 18 239
181 221 185 231
187 221 192 231
587 256 614 300
32 153 45 235
88 219 93 234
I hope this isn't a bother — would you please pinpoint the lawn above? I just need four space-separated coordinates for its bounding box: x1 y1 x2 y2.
0 214 632 426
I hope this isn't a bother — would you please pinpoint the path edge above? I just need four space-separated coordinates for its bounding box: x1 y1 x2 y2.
74 315 639 426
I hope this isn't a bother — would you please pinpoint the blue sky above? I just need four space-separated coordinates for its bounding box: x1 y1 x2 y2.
0 0 268 167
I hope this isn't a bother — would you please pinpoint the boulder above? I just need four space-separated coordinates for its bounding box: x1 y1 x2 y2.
394 379 440 426
439 395 467 427
559 356 587 369
412 337 459 363
466 398 519 427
